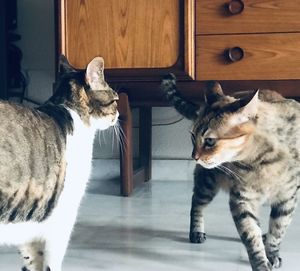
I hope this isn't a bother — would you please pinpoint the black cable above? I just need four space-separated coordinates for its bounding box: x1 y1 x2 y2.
132 116 185 128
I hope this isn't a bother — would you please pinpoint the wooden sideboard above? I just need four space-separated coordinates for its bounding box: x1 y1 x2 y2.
56 0 300 196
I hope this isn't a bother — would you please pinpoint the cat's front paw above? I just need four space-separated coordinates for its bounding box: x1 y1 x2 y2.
255 260 273 271
268 255 282 269
189 231 206 243
262 233 267 244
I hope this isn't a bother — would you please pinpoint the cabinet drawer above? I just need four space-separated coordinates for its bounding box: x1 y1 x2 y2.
196 33 300 80
196 0 300 34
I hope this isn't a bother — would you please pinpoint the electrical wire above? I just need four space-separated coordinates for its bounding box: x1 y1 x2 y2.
132 116 185 128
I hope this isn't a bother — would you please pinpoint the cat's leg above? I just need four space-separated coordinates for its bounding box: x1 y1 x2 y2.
229 190 272 271
43 210 79 271
19 241 45 271
264 195 297 268
189 167 220 243
43 227 73 271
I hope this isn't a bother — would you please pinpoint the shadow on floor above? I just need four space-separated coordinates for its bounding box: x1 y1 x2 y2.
87 177 121 196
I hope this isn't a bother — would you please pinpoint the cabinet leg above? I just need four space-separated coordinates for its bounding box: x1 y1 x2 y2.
118 93 133 196
139 107 152 181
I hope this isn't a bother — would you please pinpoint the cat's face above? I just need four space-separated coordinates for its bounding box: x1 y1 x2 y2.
191 83 259 169
56 56 119 130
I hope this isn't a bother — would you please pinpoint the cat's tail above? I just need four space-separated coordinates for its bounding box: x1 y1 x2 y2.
160 73 201 120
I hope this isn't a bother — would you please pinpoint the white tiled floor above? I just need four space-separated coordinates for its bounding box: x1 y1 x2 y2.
1 160 300 270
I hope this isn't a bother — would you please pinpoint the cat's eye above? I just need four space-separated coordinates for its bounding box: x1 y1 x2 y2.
204 138 217 148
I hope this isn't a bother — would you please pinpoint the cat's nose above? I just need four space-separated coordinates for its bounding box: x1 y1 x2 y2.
113 91 119 100
192 148 200 161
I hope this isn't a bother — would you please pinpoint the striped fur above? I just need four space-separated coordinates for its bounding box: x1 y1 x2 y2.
0 56 119 271
161 76 299 271
161 73 203 120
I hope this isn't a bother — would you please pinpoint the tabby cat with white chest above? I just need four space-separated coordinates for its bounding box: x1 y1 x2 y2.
161 74 300 271
0 56 119 271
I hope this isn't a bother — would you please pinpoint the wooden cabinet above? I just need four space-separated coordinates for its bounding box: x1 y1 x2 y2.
56 0 300 196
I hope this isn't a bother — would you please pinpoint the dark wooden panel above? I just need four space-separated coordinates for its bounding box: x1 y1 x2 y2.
112 80 300 106
0 0 8 99
118 93 134 196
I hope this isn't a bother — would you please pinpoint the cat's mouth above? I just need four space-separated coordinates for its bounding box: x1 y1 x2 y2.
101 98 119 107
196 159 217 169
112 111 119 125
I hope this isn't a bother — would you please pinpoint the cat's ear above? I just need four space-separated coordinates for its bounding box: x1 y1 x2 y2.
86 56 106 90
229 90 259 126
59 55 77 75
205 81 224 105
241 90 259 117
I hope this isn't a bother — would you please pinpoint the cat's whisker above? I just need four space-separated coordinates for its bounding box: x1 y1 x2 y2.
102 129 107 145
234 161 253 170
228 167 244 181
117 130 125 157
219 164 244 183
217 165 234 180
114 122 125 156
116 122 128 148
113 125 121 153
112 126 117 152
222 165 242 181
97 130 102 147
109 126 115 152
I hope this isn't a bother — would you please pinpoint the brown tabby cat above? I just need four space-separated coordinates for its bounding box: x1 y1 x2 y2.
161 73 299 271
0 55 119 271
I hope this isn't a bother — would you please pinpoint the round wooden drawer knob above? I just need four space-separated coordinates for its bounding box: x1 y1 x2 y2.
226 0 244 15
225 47 244 62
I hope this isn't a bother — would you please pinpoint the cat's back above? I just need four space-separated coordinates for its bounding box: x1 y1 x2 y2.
0 100 66 151
0 101 68 222
257 95 300 164
0 100 59 131
259 95 300 126
0 100 66 187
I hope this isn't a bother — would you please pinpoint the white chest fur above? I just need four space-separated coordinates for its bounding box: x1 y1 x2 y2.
48 110 96 226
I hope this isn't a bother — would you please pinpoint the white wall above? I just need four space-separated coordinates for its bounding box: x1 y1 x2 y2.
16 0 194 161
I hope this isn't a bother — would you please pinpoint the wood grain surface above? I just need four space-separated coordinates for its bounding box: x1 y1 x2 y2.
196 0 300 35
196 33 300 80
61 0 180 69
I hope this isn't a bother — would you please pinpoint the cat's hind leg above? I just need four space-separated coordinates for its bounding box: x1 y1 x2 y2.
189 166 220 243
265 193 297 269
230 189 272 271
19 240 45 271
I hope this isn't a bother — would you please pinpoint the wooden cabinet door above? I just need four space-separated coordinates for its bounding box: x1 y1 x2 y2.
58 0 195 81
